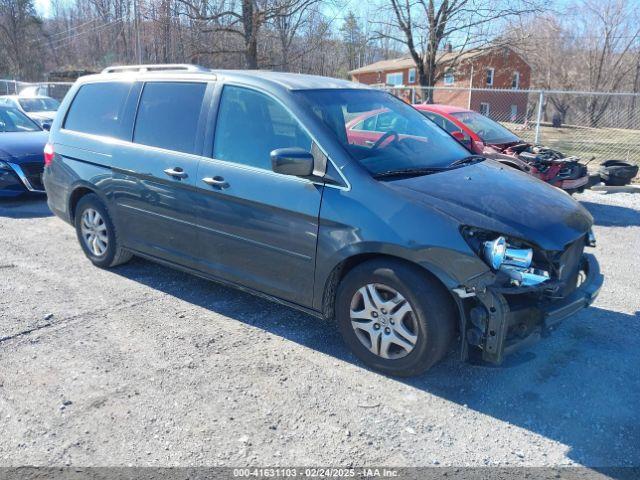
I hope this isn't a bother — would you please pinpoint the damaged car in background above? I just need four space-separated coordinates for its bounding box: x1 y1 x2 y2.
416 104 591 194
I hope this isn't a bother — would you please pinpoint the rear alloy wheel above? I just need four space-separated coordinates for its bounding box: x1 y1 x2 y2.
74 193 133 268
80 208 109 257
336 259 455 376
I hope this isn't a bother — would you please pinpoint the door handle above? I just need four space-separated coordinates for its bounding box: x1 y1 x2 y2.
164 167 188 179
364 140 375 146
202 176 229 189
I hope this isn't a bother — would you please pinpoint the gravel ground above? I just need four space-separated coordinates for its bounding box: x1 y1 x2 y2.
0 189 639 468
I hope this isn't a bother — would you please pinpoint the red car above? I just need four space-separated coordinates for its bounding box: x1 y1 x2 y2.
413 104 590 193
345 108 427 149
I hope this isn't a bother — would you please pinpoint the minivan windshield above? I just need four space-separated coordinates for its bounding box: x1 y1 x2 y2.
296 89 475 177
18 97 60 113
450 110 520 145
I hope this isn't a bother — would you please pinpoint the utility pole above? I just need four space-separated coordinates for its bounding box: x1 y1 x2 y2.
534 90 544 145
468 64 474 109
133 0 142 63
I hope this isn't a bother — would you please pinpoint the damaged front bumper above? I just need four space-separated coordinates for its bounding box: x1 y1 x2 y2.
456 253 603 364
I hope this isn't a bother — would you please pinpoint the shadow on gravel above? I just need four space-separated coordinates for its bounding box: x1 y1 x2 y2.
0 197 52 218
580 200 640 227
115 257 640 467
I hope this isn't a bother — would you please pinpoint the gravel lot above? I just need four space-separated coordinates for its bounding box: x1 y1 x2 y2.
0 189 639 468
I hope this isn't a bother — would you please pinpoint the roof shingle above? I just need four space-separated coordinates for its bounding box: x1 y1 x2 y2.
348 48 491 75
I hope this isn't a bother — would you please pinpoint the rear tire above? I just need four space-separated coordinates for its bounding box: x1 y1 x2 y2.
335 259 456 376
74 193 132 268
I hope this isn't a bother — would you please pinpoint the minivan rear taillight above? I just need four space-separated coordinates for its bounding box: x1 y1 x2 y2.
44 143 54 166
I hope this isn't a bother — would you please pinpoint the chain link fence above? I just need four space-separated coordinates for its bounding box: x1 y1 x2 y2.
383 86 640 166
0 79 73 101
2 79 638 166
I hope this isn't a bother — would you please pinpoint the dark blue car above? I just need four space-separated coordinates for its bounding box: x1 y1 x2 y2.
0 106 48 198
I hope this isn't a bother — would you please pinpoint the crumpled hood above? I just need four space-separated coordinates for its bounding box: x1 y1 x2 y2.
387 160 593 251
0 131 48 163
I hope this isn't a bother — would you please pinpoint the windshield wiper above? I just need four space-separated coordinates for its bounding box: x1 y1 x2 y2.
372 155 486 179
372 167 446 179
447 155 485 168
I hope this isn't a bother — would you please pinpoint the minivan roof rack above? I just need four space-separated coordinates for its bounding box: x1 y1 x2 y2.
101 64 210 74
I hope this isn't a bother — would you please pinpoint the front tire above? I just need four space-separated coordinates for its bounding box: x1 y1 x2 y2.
74 193 132 268
336 259 456 377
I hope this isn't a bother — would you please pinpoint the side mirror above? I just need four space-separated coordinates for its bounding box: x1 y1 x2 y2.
42 122 51 131
271 148 314 177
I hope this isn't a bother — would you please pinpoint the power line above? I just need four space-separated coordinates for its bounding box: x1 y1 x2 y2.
44 18 124 50
36 18 98 43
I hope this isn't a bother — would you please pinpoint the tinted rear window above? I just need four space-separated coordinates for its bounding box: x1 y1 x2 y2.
64 82 132 138
133 82 207 154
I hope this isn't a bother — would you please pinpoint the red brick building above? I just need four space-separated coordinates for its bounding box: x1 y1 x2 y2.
349 47 532 122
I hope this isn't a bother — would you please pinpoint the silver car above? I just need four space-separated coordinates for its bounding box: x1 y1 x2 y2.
0 95 60 129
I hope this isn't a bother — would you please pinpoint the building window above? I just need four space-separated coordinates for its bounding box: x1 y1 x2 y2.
486 68 494 86
480 102 490 116
512 71 520 89
510 104 518 121
408 68 416 84
386 72 404 86
443 69 454 85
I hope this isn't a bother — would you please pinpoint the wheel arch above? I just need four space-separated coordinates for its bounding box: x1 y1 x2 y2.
319 250 459 322
68 183 107 222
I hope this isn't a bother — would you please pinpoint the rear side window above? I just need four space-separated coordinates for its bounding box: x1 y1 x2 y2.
133 82 207 154
64 82 132 138
213 85 311 170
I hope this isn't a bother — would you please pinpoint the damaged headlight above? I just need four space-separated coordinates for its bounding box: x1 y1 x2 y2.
464 229 550 287
483 236 533 270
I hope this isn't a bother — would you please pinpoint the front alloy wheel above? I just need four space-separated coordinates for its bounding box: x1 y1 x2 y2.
350 284 418 359
336 259 456 376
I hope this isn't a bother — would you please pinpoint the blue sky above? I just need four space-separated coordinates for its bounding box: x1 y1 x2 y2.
35 0 51 17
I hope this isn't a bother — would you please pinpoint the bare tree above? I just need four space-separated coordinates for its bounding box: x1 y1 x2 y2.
374 0 542 97
176 0 324 68
270 0 323 71
576 0 640 125
0 0 44 79
505 14 578 122
341 11 366 71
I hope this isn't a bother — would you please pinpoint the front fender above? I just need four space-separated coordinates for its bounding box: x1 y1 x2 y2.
311 239 490 313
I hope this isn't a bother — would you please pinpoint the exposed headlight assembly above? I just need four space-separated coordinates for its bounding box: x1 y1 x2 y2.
464 229 550 287
482 236 534 270
483 236 548 287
